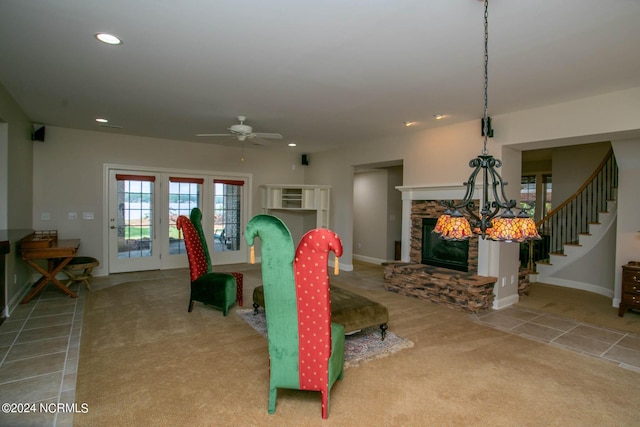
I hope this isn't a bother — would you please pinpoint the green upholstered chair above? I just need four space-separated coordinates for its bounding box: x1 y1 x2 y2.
176 215 237 315
245 214 345 419
189 208 244 306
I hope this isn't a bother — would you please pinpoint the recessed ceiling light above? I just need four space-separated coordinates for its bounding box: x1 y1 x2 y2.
288 142 297 147
433 114 444 120
94 33 122 45
404 121 415 127
95 118 109 123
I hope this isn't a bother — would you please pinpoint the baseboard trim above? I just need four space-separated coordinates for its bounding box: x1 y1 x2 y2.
493 293 520 310
352 254 387 265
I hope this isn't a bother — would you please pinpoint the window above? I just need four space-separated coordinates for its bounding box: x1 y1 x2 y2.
542 174 552 218
115 174 155 259
213 180 243 252
168 177 203 255
520 175 536 217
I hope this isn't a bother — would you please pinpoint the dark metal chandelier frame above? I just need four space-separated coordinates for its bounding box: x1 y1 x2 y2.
435 0 540 243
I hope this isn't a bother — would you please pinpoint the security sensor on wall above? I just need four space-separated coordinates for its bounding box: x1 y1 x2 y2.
31 124 45 141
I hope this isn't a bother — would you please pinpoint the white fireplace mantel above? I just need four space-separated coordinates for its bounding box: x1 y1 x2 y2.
397 183 483 201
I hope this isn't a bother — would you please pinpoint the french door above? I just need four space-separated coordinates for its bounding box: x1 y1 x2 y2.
108 171 161 273
107 167 249 273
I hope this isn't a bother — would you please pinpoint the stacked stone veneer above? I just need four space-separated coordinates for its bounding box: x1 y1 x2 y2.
384 262 497 312
384 200 497 313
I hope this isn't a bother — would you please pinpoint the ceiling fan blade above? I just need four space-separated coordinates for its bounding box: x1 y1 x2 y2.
253 132 283 140
251 138 273 146
195 133 234 137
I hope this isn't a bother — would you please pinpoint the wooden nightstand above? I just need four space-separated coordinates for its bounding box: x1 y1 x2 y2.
619 262 640 317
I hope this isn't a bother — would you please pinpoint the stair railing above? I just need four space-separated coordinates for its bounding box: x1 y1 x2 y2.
526 147 618 271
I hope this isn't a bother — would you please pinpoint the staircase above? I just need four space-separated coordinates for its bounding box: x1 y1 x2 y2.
529 148 618 297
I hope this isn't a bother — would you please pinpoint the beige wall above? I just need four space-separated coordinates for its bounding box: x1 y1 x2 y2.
612 138 640 307
5 79 640 311
0 83 33 229
552 142 611 206
31 126 305 277
353 169 388 263
0 83 36 314
386 165 403 260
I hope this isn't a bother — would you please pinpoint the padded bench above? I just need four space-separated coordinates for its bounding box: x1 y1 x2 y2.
252 285 389 340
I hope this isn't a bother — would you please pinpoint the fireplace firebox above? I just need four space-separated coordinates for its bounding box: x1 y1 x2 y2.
422 218 469 272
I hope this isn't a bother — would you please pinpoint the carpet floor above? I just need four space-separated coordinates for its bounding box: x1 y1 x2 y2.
75 263 640 426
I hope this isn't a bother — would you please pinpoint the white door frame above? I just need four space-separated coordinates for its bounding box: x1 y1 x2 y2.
103 164 252 273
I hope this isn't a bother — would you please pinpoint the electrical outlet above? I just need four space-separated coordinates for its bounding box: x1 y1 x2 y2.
68 212 77 220
511 275 516 285
83 212 94 220
501 277 506 287
41 212 51 220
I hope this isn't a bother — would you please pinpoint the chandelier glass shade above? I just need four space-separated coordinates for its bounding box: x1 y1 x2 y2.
434 0 540 243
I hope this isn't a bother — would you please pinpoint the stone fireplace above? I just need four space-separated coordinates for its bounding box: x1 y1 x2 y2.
384 198 497 313
410 200 478 273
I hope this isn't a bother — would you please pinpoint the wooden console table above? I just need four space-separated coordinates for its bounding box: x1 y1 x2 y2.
20 231 81 303
619 261 640 317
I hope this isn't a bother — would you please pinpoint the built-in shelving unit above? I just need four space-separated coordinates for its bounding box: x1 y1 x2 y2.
261 185 331 229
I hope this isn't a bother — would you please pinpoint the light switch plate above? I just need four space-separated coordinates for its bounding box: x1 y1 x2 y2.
83 212 94 220
68 212 77 220
41 212 51 221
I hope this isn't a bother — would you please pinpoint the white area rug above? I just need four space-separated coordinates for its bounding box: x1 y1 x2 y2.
237 308 414 369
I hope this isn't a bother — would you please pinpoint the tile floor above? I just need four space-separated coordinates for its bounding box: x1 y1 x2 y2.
2 264 640 426
471 305 640 372
0 281 85 427
0 268 186 427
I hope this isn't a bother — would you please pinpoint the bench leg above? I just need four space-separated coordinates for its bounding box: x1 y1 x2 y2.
253 302 260 315
380 323 388 341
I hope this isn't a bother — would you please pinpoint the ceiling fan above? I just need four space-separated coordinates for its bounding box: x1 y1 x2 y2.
196 115 283 145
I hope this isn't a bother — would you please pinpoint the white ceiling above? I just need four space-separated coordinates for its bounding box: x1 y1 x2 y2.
1 0 639 153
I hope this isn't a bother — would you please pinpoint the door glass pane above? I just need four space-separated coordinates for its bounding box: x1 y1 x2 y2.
520 175 536 217
117 178 153 259
543 174 552 217
169 180 201 255
213 181 242 253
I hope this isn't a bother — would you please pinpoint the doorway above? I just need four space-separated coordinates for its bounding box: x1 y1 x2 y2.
352 161 403 264
107 166 249 273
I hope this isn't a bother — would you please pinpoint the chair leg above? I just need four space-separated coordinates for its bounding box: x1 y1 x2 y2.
321 389 330 419
188 300 194 312
229 272 243 306
380 323 388 341
268 385 277 414
253 302 260 315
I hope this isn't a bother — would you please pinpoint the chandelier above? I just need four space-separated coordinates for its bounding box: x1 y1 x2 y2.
433 0 540 243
